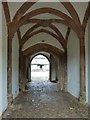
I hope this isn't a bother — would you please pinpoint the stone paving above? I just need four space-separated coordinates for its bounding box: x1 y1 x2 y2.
2 79 88 118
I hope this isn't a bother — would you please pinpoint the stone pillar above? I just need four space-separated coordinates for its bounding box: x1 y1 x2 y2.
50 55 57 82
63 49 67 91
55 55 63 90
7 36 13 105
28 63 31 82
57 52 67 91
27 57 31 82
49 55 52 81
19 52 27 92
19 50 23 91
58 55 65 91
22 57 27 92
79 36 86 102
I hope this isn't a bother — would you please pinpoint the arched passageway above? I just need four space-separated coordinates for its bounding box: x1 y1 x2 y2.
1 1 89 119
27 52 58 83
25 52 59 92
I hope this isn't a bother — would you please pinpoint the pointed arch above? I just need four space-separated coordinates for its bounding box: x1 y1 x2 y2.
20 29 65 49
13 1 81 27
30 53 50 62
20 23 65 48
13 7 81 38
8 6 81 39
23 43 63 57
19 7 73 27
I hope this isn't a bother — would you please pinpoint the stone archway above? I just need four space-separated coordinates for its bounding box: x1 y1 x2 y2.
28 53 50 82
2 2 90 104
19 43 66 92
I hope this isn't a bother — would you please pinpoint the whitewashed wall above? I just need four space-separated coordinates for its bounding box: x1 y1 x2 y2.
1 5 8 116
0 2 89 117
85 19 88 103
87 18 90 105
0 4 19 117
12 33 19 99
0 2 2 117
67 30 80 98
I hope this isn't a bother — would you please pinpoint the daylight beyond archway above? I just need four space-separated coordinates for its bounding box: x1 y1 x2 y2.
1 1 89 119
31 55 50 81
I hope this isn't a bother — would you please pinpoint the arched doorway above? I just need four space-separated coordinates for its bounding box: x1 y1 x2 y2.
31 54 50 81
21 43 65 91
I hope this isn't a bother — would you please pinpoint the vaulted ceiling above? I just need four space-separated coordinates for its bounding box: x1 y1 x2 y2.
2 1 90 55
